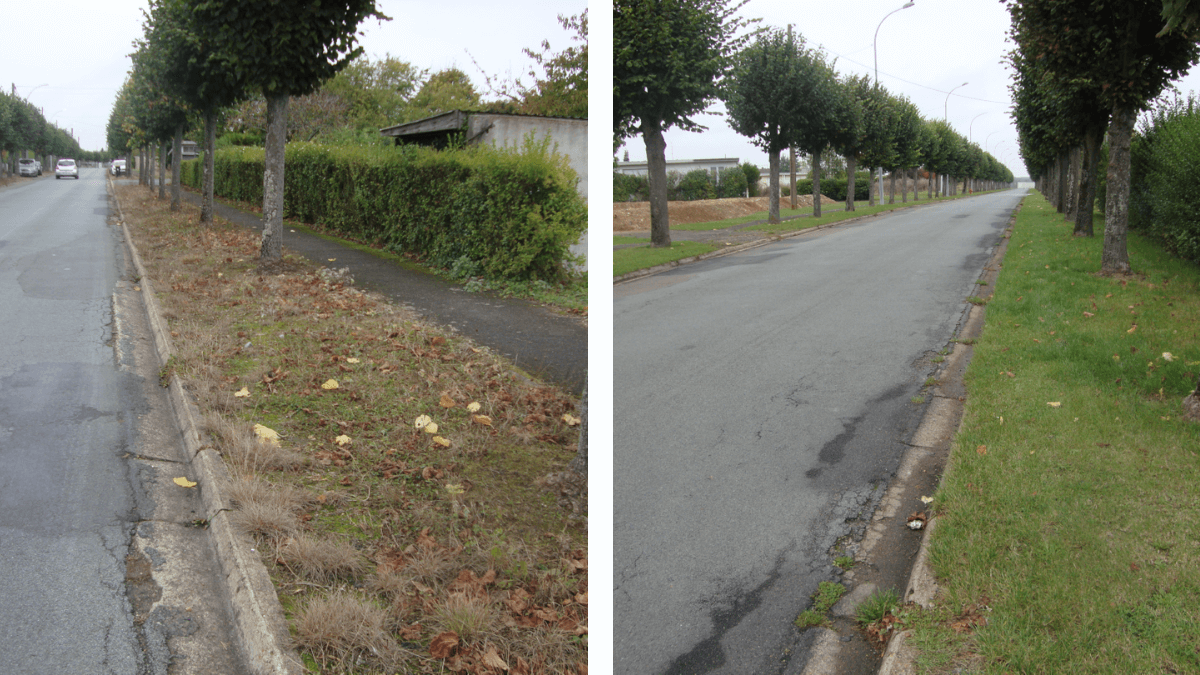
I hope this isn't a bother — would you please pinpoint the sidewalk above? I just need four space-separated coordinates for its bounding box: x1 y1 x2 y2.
126 179 586 395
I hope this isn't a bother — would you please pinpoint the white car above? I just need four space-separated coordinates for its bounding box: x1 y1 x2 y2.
55 158 79 180
111 159 127 176
18 158 39 177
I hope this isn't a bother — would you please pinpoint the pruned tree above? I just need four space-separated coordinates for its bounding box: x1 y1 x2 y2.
188 0 388 260
614 0 754 247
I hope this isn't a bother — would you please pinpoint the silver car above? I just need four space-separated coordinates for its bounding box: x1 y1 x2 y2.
55 158 79 180
18 158 38 177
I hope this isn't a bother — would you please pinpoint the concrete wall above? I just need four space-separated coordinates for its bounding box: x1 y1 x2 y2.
469 114 588 199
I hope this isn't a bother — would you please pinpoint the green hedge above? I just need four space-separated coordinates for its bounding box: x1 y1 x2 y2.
182 138 585 281
789 172 871 202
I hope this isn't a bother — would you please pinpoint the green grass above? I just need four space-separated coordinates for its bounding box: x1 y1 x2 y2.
613 240 717 277
911 192 1200 674
795 581 846 629
614 235 650 245
856 588 901 624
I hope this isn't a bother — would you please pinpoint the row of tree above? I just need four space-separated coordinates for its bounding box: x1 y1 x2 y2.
1007 0 1200 274
613 1 1013 248
107 1 587 263
0 91 92 169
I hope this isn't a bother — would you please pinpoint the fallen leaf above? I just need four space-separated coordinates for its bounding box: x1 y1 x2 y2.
906 512 927 530
335 434 352 446
424 422 439 434
1047 402 1062 408
920 495 935 504
433 436 451 447
346 357 360 364
234 387 250 398
253 424 280 446
562 413 581 426
439 394 456 408
321 379 339 390
173 477 197 488
1162 352 1174 362
481 646 508 670
467 402 482 413
473 414 493 427
1127 324 1137 334
1083 311 1094 318
445 483 464 494
976 445 988 456
429 632 458 658
414 414 432 429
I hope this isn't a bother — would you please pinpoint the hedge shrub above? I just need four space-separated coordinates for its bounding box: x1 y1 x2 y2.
182 138 585 281
788 172 871 201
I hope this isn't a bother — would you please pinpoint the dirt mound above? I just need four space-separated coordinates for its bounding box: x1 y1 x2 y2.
613 195 837 231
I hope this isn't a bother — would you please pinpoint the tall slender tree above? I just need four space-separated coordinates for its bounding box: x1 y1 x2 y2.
614 0 753 247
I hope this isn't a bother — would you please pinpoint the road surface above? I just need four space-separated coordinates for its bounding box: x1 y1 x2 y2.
614 190 1025 674
0 170 245 674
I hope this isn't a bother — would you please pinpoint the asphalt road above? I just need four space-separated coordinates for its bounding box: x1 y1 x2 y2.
0 169 245 674
614 190 1026 674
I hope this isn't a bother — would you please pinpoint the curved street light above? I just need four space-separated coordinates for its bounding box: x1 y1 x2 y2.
985 131 1000 154
873 1 915 203
969 113 987 142
945 82 968 121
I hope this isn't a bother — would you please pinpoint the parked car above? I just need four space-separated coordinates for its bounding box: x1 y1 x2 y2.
18 158 38 177
55 158 79 180
111 159 127 176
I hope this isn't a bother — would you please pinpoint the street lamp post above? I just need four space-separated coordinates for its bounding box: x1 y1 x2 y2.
969 113 987 143
985 131 1000 154
945 82 968 120
873 1 915 205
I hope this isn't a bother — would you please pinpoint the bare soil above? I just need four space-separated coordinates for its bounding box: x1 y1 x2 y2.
613 194 838 232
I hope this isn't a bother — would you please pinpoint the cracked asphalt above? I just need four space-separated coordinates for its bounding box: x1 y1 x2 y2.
0 170 244 674
614 190 1025 674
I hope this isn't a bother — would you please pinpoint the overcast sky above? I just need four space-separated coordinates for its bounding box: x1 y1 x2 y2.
7 0 587 152
614 0 1200 180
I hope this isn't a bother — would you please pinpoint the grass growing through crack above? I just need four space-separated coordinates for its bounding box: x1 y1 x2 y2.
913 192 1200 673
794 581 845 629
117 185 587 675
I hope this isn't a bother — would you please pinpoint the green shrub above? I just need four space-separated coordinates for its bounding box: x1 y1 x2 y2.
716 166 748 199
791 171 871 201
613 171 648 202
741 162 760 197
1146 110 1200 264
181 137 585 281
674 168 716 201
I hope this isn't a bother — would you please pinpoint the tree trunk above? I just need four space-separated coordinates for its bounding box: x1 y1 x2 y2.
811 151 822 218
789 146 797 211
157 144 166 201
644 122 671 247
170 124 183 212
888 171 895 204
260 93 288 261
868 167 876 206
901 168 908 203
1065 145 1079 222
1056 151 1067 213
845 156 857 212
1074 124 1102 238
911 168 918 202
929 170 935 199
1102 104 1135 275
767 149 781 224
201 108 216 225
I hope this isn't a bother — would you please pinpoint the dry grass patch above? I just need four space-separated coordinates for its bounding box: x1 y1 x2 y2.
116 184 587 674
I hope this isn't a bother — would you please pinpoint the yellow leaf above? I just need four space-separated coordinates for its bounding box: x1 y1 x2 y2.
173 477 197 488
473 414 493 427
1047 402 1062 408
562 413 581 426
335 434 352 446
253 424 280 446
466 402 481 413
1127 325 1137 334
414 414 432 429
321 379 339 390
234 387 250 398
424 422 439 434
433 436 451 447
1162 352 1174 362
346 357 360 364
445 482 464 494
439 394 456 408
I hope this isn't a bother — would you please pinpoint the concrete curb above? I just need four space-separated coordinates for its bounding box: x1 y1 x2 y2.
613 191 1003 285
109 178 305 675
875 208 1017 675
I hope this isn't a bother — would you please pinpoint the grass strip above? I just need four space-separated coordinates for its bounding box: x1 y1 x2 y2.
117 185 588 675
613 240 718 277
908 191 1200 674
613 235 650 245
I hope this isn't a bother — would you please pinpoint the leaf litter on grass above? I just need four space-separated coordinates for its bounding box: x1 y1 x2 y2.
117 185 587 674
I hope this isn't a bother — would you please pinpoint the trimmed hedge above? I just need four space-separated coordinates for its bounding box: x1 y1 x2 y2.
788 172 872 202
182 138 585 281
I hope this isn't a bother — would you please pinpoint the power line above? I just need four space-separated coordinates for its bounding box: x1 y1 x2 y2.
825 49 1009 105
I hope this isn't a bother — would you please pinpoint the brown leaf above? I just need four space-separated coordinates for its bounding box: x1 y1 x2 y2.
440 393 457 408
481 646 508 670
976 445 987 456
429 631 459 659
399 623 422 639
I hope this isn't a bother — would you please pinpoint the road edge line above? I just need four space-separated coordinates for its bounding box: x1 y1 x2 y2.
109 177 305 675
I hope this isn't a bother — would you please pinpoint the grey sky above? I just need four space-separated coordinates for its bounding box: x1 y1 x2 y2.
615 0 1200 180
7 0 587 152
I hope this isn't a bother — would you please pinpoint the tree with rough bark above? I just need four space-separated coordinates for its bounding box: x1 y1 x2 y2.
1006 0 1200 274
614 0 754 247
188 0 388 261
723 28 825 224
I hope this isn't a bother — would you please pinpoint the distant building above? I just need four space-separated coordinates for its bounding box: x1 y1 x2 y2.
615 157 740 179
166 140 200 164
380 110 587 198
